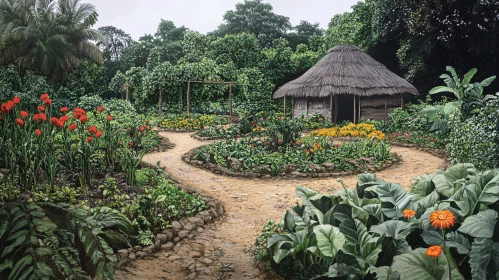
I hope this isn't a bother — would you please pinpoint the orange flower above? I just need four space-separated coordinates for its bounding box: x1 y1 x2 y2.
40 93 49 101
403 209 416 219
68 123 77 131
60 107 69 114
95 131 103 138
278 139 283 144
139 126 145 132
88 126 98 135
87 136 93 142
97 106 104 112
251 145 255 149
13 96 21 104
20 111 29 118
426 245 442 258
37 106 45 112
79 115 88 123
35 129 42 136
16 118 24 126
430 210 456 230
107 115 113 121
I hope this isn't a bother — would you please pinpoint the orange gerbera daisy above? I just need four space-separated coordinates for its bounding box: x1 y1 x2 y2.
430 210 456 229
403 209 416 219
426 245 442 258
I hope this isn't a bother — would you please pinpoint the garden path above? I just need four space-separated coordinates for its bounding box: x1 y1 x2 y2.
116 132 445 280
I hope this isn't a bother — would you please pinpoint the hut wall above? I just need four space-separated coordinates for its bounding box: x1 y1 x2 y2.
360 95 402 121
293 97 331 119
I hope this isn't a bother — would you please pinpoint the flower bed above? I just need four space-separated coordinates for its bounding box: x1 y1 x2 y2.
183 136 400 178
311 122 386 139
159 113 230 131
255 164 499 279
387 131 445 149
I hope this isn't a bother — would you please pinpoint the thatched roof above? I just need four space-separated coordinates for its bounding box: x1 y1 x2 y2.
273 45 418 99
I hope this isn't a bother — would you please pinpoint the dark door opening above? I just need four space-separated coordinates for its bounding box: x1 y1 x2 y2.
336 95 354 123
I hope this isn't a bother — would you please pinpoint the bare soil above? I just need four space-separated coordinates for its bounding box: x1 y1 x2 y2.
115 132 445 280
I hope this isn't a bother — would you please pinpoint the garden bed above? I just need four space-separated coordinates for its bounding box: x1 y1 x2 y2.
182 136 402 179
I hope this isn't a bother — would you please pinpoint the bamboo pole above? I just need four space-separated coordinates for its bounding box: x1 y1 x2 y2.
187 81 191 115
292 97 294 119
353 96 357 123
158 88 163 120
283 96 286 119
401 94 405 109
306 96 309 118
384 96 388 122
334 95 338 124
358 96 361 120
330 95 333 121
124 84 129 101
229 84 233 116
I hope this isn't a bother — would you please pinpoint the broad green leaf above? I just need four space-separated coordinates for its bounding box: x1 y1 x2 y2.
357 173 384 198
8 255 33 280
458 209 498 238
273 248 290 264
377 183 412 219
445 232 470 255
480 76 497 88
0 259 13 272
469 238 499 280
462 68 478 85
340 218 383 268
283 211 295 232
313 225 345 258
429 86 457 95
36 262 54 277
370 220 411 240
369 266 400 280
421 231 444 246
413 191 439 217
461 171 499 216
433 164 476 198
411 173 437 201
267 234 290 248
327 263 362 278
391 248 464 280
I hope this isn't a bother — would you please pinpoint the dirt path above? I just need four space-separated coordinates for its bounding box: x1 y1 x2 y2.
116 132 445 280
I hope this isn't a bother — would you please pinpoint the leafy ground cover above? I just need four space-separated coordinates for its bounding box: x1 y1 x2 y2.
0 94 207 279
256 163 499 279
159 113 230 131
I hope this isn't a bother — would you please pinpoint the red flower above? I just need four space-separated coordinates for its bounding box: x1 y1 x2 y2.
87 137 93 142
139 126 145 132
1 103 12 114
73 108 86 119
7 101 15 109
59 115 69 123
38 106 45 112
95 131 103 138
16 118 24 127
68 123 77 131
128 142 134 148
43 99 52 106
106 115 113 121
0 115 2 121
146 120 150 124
79 115 88 123
40 93 49 101
33 113 45 122
51 117 63 128
145 126 149 130
35 129 42 136
20 111 29 118
60 107 69 114
97 106 104 112
13 97 21 104
88 126 98 135
251 145 255 149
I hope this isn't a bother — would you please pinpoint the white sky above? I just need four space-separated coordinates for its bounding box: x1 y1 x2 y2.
86 0 358 39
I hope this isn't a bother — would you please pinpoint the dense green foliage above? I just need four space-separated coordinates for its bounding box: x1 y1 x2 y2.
258 164 499 279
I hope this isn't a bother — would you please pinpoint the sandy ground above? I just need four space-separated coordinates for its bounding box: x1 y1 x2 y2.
115 132 445 280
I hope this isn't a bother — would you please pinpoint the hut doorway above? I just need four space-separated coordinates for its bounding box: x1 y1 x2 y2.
336 95 355 123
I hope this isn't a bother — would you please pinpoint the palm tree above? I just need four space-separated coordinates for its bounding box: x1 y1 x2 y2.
0 0 104 81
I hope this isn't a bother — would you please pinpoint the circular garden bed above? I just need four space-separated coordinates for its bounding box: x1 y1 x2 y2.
182 136 402 179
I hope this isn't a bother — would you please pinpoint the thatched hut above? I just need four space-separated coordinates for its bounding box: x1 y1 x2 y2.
273 45 418 122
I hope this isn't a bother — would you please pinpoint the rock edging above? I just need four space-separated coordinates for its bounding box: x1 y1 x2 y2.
158 128 197 133
388 141 450 169
190 134 227 141
181 145 403 180
115 177 225 270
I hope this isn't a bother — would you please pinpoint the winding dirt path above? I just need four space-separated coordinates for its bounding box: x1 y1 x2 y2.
117 132 445 280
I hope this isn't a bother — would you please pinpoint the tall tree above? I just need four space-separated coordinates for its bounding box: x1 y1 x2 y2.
0 0 104 81
286 21 324 50
155 20 187 43
97 26 132 62
213 0 291 44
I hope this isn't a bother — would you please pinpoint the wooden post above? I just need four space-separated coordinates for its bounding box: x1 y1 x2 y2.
306 96 309 118
334 95 338 124
158 88 163 120
187 81 191 115
401 94 404 109
330 95 333 121
384 95 388 121
358 96 361 120
292 97 294 119
283 96 286 119
124 84 129 101
228 84 233 116
353 96 357 123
